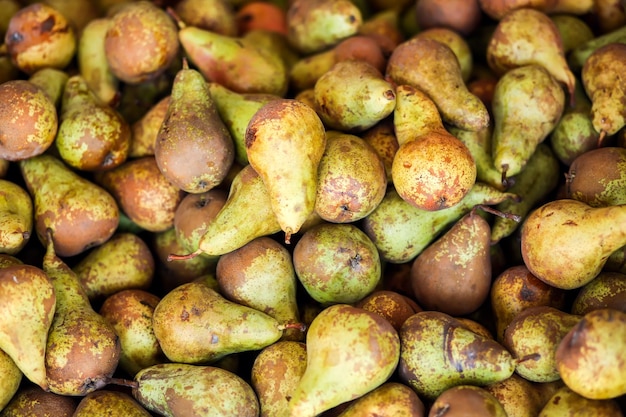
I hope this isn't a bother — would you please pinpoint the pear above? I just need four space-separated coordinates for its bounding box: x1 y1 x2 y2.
293 222 382 305
486 8 575 102
571 271 626 315
152 280 286 363
484 374 545 417
0 80 58 161
428 385 507 417
315 132 387 223
0 348 22 411
391 85 476 210
362 182 517 263
154 60 235 194
132 363 259 417
520 199 626 289
410 208 493 316
0 254 21 268
115 71 174 125
415 0 482 35
288 304 400 417
478 0 593 20
336 382 425 417
286 0 363 55
550 14 595 53
0 264 55 391
245 99 326 243
216 236 302 341
386 37 490 131
538 385 624 416
251 341 308 417
490 265 567 343
43 230 121 396
94 156 185 233
104 1 179 84
55 74 130 171
208 82 281 166
555 308 626 399
568 25 626 72
0 179 32 255
19 154 119 257
3 3 76 74
289 48 339 93
173 0 237 36
27 67 68 108
72 232 155 301
355 290 421 332
361 119 398 183
73 390 151 416
77 17 119 105
99 289 165 377
314 60 396 132
0 385 77 416
504 306 581 383
582 43 626 140
490 143 560 244
399 310 516 399
491 64 565 180
173 189 228 254
129 95 170 158
566 147 626 207
413 27 473 82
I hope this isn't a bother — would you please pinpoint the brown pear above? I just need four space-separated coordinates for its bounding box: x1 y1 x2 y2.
355 290 421 332
566 147 626 207
0 385 77 416
571 271 626 315
337 382 426 417
73 390 151 416
484 374 544 417
129 95 170 158
428 385 508 417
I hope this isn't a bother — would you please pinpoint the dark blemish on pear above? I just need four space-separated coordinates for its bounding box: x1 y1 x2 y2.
40 16 56 33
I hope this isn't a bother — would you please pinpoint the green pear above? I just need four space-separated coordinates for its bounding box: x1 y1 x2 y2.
115 71 174 125
99 289 165 377
484 374 545 417
538 385 624 416
152 281 285 363
490 265 567 344
43 230 121 396
289 48 338 93
129 95 170 158
0 179 32 255
132 363 259 417
93 156 184 233
288 304 400 417
555 308 626 399
314 60 396 132
245 99 327 243
414 27 473 82
72 232 155 301
173 189 228 254
286 0 363 55
571 271 626 315
521 199 626 289
56 74 131 171
173 0 237 36
504 306 581 383
386 37 489 131
154 60 235 194
216 236 302 341
361 118 398 182
392 83 446 146
566 147 626 207
0 264 56 391
315 132 387 223
0 80 58 161
428 385 508 417
362 182 517 263
550 14 595 54
336 382 426 417
581 43 626 139
399 310 516 399
251 341 308 417
568 25 626 72
0 385 77 416
293 222 381 305
0 348 22 411
19 154 119 257
490 143 560 244
491 64 565 180
77 17 119 106
27 67 69 108
73 390 151 416
208 82 281 166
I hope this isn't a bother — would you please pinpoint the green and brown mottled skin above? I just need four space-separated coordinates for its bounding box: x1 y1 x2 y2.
133 363 260 417
398 311 515 400
567 147 626 207
0 385 78 417
0 264 56 392
429 385 508 417
571 271 626 315
355 290 421 332
556 308 626 400
173 189 228 254
537 385 623 416
0 80 58 161
251 341 308 417
484 374 545 417
0 179 33 255
336 382 425 417
43 235 121 396
73 390 151 416
104 1 179 84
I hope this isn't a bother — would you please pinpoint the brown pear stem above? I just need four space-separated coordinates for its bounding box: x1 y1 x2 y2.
278 322 307 333
165 6 186 29
106 377 138 389
597 130 607 147
474 204 523 223
284 232 292 245
167 249 202 262
515 353 541 364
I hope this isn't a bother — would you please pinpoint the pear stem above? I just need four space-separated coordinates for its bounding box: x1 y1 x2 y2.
106 377 138 389
597 130 607 147
165 6 186 30
515 353 541 365
474 204 523 223
167 249 202 262
278 322 307 333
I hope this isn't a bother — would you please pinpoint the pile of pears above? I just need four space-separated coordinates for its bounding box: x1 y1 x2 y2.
2 0 626 415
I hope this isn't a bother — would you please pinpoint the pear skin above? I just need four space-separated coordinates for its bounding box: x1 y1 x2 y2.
0 385 78 416
245 99 326 243
73 390 151 416
0 348 22 411
428 385 508 417
129 95 170 158
27 67 69 108
538 385 624 416
566 147 626 207
571 271 626 315
484 374 545 417
0 179 33 255
337 382 425 417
